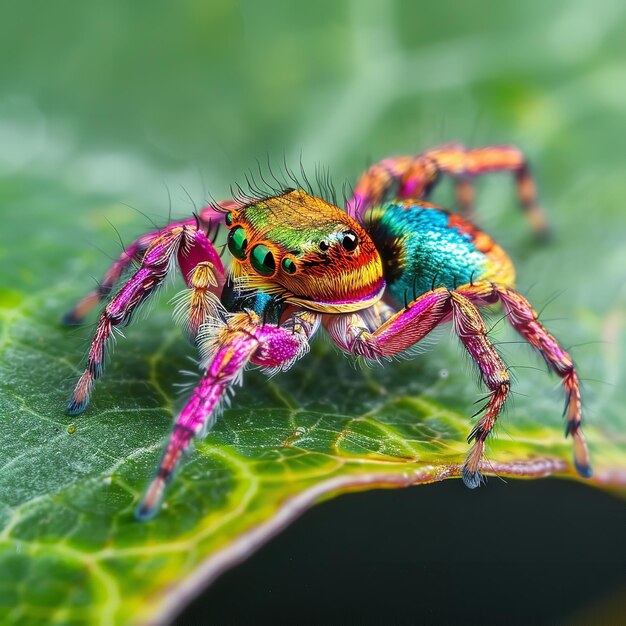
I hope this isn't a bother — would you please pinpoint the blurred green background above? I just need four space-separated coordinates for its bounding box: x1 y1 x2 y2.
1 0 625 623
2 0 625 211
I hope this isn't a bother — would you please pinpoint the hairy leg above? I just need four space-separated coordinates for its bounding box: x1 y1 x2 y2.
325 288 452 360
67 227 186 414
67 225 224 415
459 282 590 477
62 230 157 325
173 262 223 341
63 201 233 325
348 144 548 236
136 309 319 520
325 289 509 486
449 291 510 487
173 225 227 341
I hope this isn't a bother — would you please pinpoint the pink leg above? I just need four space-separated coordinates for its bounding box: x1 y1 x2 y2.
67 226 186 414
459 282 591 477
449 292 510 488
63 201 233 325
329 282 591 483
63 230 157 325
136 309 319 520
174 226 227 341
325 288 452 359
67 224 225 415
347 144 548 236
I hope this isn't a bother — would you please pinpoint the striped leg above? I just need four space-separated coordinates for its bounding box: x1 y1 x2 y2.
63 201 232 325
458 282 591 477
62 230 157 325
67 226 187 415
136 309 319 520
325 289 509 487
67 224 225 415
324 288 452 360
348 144 548 236
174 225 227 341
449 292 510 488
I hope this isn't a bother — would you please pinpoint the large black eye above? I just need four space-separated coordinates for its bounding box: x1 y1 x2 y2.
227 226 248 259
341 230 358 251
250 244 276 276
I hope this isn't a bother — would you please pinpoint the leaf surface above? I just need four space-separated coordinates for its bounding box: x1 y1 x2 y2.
1 1 626 622
0 169 624 625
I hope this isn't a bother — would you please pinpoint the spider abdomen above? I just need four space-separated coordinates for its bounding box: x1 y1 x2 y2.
367 200 515 305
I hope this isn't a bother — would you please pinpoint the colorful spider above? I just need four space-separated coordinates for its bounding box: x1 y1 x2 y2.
64 144 591 520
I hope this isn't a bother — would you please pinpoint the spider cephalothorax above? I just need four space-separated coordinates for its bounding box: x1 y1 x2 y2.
64 144 591 520
226 188 385 313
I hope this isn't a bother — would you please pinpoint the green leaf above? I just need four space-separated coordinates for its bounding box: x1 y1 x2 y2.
1 3 626 624
1 161 625 624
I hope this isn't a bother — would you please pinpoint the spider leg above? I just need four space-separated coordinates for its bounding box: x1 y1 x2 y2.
67 226 186 414
62 229 158 325
325 288 452 360
454 175 475 219
67 224 224 415
173 262 223 341
325 288 509 488
136 309 319 520
348 144 548 237
63 201 232 325
449 292 510 488
174 226 227 341
460 282 591 478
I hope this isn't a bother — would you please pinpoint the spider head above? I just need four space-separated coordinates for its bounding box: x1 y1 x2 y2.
224 189 385 313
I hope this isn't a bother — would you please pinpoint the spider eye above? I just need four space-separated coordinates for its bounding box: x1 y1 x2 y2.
250 244 276 276
319 240 330 252
227 226 248 259
282 257 297 274
224 212 233 226
341 230 358 251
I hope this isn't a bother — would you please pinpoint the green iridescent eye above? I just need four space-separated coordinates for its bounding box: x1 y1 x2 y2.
227 226 248 259
250 244 276 276
224 212 233 226
282 257 296 274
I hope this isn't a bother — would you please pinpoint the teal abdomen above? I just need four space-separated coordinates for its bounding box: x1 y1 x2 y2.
367 202 488 305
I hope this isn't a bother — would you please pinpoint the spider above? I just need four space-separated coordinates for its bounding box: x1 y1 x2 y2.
64 144 591 520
